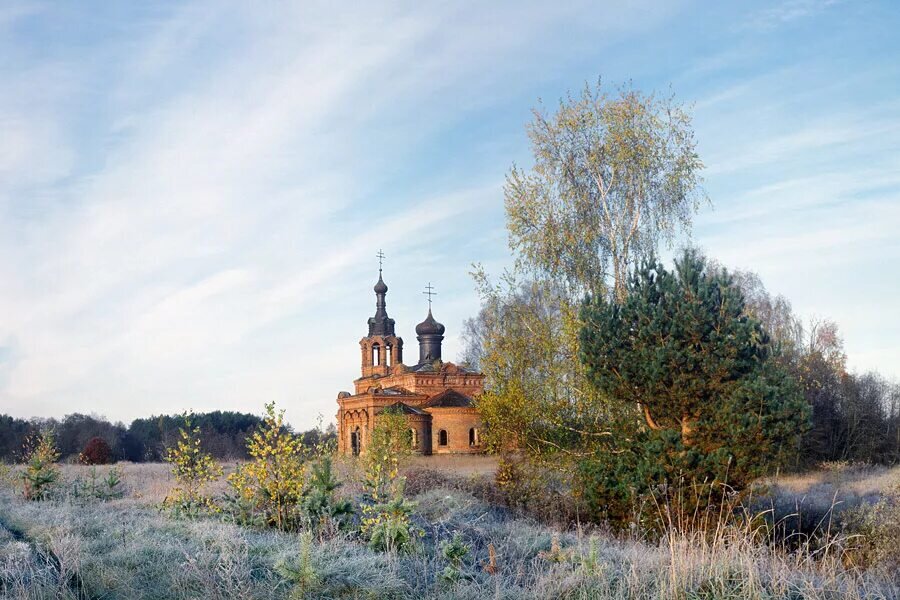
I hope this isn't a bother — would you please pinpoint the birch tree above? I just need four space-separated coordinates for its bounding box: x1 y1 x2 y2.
505 80 705 301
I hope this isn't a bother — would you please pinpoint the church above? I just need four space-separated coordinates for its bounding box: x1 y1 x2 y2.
335 259 485 456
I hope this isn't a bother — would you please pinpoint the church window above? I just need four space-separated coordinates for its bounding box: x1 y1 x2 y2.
410 428 418 448
372 343 380 366
351 426 361 456
386 344 392 367
438 429 448 446
469 428 477 446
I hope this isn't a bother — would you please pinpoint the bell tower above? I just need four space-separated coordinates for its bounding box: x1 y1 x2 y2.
360 250 403 378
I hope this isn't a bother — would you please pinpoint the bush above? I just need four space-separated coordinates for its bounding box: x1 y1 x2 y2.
359 406 421 553
19 431 60 501
227 402 307 531
440 532 470 582
70 466 125 502
302 456 353 534
80 436 113 465
840 483 900 576
163 412 222 516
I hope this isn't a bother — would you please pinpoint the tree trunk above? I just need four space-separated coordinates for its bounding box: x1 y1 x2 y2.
680 416 695 446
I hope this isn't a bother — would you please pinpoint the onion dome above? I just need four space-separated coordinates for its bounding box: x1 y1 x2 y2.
415 309 445 336
374 274 388 294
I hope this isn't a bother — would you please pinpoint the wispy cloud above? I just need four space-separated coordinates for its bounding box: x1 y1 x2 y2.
744 0 842 30
1 0 898 427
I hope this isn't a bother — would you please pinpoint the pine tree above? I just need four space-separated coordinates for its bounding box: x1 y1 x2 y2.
578 249 809 525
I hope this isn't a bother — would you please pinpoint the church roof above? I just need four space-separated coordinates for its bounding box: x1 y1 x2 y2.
377 401 427 415
379 386 417 396
425 389 475 408
411 361 481 374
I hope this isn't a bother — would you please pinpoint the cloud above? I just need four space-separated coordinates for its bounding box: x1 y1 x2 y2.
744 0 842 30
2 0 898 429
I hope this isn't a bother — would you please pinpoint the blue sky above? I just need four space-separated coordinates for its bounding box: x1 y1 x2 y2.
1 0 898 429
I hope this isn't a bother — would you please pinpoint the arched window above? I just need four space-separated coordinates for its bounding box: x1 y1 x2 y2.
438 429 448 446
386 344 392 367
372 343 380 366
469 428 477 447
410 428 418 449
351 426 361 456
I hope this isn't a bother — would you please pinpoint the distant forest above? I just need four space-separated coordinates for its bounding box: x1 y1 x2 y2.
0 411 336 463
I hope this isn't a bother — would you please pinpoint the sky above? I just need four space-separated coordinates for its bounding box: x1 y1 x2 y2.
1 0 898 430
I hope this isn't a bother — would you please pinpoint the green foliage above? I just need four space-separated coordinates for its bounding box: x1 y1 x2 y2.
470 80 705 469
124 410 267 462
494 454 538 509
577 249 810 526
469 274 611 463
228 402 307 531
840 482 900 573
163 412 223 517
70 466 125 502
361 406 411 503
504 79 705 301
302 456 353 532
19 430 60 501
0 414 37 463
363 481 420 554
439 532 470 582
359 406 421 553
276 532 321 599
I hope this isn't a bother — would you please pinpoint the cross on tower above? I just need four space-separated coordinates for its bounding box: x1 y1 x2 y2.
423 282 437 309
376 249 385 274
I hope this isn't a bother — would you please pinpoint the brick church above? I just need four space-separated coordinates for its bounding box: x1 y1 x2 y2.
336 261 485 456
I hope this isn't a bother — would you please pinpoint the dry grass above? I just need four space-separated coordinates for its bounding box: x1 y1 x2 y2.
767 464 900 498
405 454 499 476
0 460 897 599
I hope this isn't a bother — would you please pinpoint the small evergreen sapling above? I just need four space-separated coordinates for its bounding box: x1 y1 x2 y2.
302 456 353 532
440 533 470 582
359 406 422 553
20 431 60 501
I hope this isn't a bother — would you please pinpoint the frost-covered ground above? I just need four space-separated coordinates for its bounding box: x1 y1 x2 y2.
0 463 897 599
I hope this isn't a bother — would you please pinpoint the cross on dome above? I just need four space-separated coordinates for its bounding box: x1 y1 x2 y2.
422 282 436 309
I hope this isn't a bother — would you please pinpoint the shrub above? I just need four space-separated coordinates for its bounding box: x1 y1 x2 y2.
302 456 353 534
70 466 125 502
359 406 421 553
440 532 470 582
495 453 535 510
19 430 60 501
276 532 320 598
80 436 112 465
228 402 307 531
840 482 900 576
363 481 420 553
163 412 222 516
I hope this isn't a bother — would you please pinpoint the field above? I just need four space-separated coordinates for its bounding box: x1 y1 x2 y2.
0 460 898 599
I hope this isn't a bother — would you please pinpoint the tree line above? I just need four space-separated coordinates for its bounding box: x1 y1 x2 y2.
0 410 336 463
733 268 900 466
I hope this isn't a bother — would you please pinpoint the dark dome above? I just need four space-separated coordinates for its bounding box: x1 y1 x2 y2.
373 275 388 294
415 309 445 336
